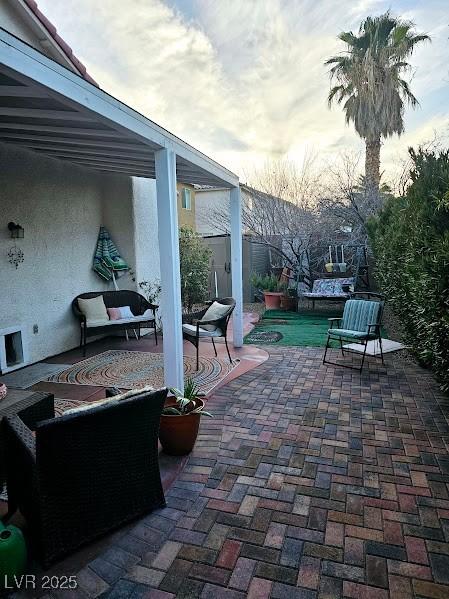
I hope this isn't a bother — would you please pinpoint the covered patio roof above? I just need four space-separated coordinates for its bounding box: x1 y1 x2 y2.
0 26 243 392
0 27 239 188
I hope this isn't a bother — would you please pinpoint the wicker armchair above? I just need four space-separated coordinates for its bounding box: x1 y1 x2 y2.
2 387 167 567
182 298 236 370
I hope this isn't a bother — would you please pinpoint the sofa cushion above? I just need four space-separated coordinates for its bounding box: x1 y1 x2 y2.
62 396 119 416
107 306 134 320
62 384 157 417
84 314 155 328
78 296 109 324
117 306 134 319
107 307 121 320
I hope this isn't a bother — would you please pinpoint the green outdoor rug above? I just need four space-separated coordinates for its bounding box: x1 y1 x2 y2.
244 309 342 347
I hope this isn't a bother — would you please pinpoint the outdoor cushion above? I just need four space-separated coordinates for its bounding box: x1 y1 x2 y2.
182 323 222 337
116 305 134 319
84 315 155 328
62 384 157 416
107 307 121 320
107 306 134 320
201 301 233 331
303 277 355 297
78 295 109 323
328 328 376 340
303 292 348 299
62 396 119 416
341 299 381 333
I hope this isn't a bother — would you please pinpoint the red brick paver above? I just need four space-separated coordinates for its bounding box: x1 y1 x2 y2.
32 348 449 598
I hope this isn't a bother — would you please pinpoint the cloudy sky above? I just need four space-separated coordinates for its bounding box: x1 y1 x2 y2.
38 0 449 181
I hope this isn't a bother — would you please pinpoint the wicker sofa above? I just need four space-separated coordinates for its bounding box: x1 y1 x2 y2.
2 387 167 567
73 290 158 355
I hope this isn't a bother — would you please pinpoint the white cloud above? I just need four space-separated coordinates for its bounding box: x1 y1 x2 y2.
37 0 449 179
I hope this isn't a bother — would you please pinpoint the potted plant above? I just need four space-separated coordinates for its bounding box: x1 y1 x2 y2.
280 287 297 311
158 378 212 455
250 273 286 310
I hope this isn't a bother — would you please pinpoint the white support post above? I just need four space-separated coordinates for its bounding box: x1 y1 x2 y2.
230 185 243 347
155 148 184 392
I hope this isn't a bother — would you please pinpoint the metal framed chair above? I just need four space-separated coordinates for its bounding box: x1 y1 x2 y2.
322 292 385 371
182 298 236 370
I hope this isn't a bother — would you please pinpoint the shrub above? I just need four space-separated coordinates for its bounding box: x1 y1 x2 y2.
368 148 449 390
250 273 286 293
179 227 211 312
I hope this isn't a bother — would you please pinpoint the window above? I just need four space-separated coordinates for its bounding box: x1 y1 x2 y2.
182 188 192 210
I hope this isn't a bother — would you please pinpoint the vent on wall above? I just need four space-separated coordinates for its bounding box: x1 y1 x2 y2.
0 326 28 374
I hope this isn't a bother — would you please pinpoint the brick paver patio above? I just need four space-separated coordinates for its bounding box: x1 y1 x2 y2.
37 348 449 598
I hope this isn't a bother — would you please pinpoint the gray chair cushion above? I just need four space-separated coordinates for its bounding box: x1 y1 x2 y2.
182 324 222 337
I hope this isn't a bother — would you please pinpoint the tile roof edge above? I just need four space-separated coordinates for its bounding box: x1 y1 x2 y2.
22 0 99 87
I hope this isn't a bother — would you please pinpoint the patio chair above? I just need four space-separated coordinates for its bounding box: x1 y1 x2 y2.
322 292 385 371
2 387 167 567
182 298 236 370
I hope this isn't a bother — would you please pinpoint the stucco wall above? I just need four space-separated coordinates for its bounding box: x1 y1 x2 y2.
101 175 136 292
131 177 160 289
195 188 230 236
0 143 136 365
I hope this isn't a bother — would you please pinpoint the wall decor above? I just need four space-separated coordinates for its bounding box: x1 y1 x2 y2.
7 244 24 269
7 222 24 239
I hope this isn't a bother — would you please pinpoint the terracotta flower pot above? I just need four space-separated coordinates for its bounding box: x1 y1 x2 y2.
280 296 297 311
159 397 205 456
263 291 284 310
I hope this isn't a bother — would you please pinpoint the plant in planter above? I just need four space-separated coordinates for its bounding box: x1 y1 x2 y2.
280 287 298 311
139 279 162 329
159 378 212 456
250 273 287 310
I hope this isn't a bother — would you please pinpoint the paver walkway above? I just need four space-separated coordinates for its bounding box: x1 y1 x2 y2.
38 348 449 598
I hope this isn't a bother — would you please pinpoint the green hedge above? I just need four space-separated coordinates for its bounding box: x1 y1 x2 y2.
368 148 449 390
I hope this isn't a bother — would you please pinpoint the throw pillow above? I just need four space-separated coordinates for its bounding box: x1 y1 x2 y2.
117 305 134 319
78 296 109 323
62 396 118 416
201 301 233 331
106 306 135 320
107 307 121 320
61 384 157 417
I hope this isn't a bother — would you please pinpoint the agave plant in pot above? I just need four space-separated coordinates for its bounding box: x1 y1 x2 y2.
159 378 212 456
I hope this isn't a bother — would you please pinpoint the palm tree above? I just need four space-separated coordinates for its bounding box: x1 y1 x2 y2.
325 12 429 208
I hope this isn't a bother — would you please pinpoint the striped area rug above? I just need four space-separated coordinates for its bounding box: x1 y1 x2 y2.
46 350 238 394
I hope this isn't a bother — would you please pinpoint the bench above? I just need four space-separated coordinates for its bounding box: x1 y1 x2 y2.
72 290 158 355
302 277 355 309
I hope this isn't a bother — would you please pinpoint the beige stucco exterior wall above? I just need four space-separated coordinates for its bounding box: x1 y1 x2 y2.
0 142 138 365
132 177 160 287
195 187 230 236
177 182 196 230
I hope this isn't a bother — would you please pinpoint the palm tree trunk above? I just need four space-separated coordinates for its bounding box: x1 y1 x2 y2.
365 137 381 213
